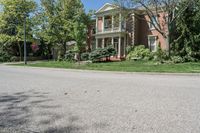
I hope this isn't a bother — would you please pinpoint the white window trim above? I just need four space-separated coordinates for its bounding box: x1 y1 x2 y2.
148 35 157 52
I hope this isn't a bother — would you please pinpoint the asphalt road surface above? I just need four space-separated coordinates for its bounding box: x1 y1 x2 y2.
0 64 200 133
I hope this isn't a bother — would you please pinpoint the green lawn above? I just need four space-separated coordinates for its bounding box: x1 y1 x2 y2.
13 60 200 73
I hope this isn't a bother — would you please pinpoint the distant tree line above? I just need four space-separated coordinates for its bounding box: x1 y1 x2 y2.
0 0 91 62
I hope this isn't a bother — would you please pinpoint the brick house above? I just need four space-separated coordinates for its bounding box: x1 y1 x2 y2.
88 3 168 59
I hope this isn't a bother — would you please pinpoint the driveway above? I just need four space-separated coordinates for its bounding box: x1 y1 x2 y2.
0 65 200 133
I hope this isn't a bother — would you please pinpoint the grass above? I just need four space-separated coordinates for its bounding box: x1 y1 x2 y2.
12 60 200 73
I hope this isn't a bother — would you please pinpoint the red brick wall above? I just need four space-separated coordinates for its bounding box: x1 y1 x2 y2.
98 17 103 32
137 13 168 50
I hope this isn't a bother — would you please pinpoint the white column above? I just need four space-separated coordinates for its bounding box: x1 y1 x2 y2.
112 15 114 31
124 36 126 57
96 38 98 49
102 16 105 32
119 13 122 32
102 38 105 48
112 37 114 46
96 17 98 33
118 36 121 58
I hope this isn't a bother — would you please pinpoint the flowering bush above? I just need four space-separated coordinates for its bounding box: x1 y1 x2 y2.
31 43 39 53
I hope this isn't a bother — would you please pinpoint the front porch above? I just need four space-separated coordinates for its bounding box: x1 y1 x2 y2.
95 34 127 58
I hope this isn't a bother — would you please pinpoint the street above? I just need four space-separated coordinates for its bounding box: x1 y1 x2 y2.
0 65 200 133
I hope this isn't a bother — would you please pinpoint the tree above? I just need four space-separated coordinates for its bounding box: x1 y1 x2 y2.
114 0 192 56
70 7 90 61
39 0 86 58
70 22 87 61
82 10 95 52
172 0 200 60
0 0 36 61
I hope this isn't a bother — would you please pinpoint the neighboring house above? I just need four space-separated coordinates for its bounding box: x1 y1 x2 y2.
88 3 168 59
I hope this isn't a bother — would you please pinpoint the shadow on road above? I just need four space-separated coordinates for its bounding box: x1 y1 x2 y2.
0 90 86 133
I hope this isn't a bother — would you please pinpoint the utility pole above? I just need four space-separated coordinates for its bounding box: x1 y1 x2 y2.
24 14 27 65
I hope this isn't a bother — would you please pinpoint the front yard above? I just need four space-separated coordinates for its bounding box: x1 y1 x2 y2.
14 61 200 73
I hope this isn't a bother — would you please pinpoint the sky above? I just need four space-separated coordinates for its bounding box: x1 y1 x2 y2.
35 0 113 12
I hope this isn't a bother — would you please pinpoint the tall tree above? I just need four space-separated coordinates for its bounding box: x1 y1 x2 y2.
0 0 36 61
39 0 87 57
172 0 200 60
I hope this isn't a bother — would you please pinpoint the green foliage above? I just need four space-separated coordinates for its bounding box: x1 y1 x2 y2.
0 0 89 61
81 52 89 61
0 51 11 62
71 22 87 54
172 0 200 61
126 45 134 54
39 0 87 58
89 48 104 62
126 45 151 60
18 60 200 73
105 46 117 57
171 56 184 63
10 56 18 62
89 46 117 62
64 50 75 62
0 0 37 60
154 44 168 62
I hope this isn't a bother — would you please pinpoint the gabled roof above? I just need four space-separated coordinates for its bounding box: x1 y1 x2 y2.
95 3 118 14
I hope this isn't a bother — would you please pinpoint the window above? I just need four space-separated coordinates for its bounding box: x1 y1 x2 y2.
121 20 126 30
104 19 112 29
104 16 112 30
149 16 157 30
113 14 119 28
148 36 157 52
114 37 119 52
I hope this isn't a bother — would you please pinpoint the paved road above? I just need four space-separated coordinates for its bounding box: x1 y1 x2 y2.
0 65 200 133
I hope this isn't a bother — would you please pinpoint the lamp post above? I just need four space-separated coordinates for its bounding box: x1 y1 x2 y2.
24 14 27 65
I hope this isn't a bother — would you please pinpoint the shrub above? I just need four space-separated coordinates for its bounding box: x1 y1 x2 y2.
64 50 75 61
126 45 134 54
89 48 104 62
57 56 63 61
171 56 184 63
184 55 196 62
126 45 151 60
10 56 18 62
89 46 117 62
105 46 117 57
0 50 11 62
31 43 39 53
154 44 168 62
81 52 89 61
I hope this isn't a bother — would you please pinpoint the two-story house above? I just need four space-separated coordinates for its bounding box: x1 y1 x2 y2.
89 3 167 59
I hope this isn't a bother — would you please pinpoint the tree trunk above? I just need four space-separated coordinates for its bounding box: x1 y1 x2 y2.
165 33 170 57
166 17 171 57
17 41 22 61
